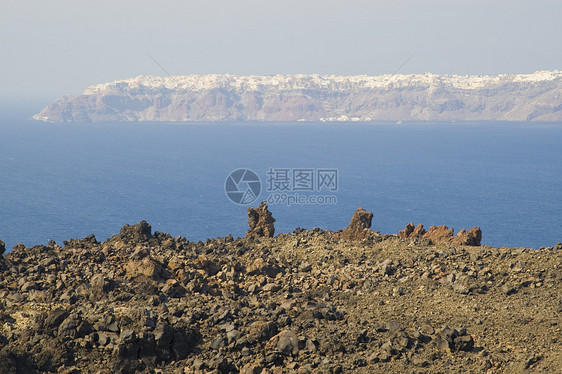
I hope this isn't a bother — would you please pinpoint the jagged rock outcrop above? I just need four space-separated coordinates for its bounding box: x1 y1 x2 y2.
399 223 482 246
246 201 276 238
424 225 456 242
338 207 375 240
32 71 562 122
454 227 482 246
398 223 427 239
0 239 5 255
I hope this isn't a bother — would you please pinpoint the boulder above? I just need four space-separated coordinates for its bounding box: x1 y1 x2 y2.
249 321 279 342
265 330 300 356
58 314 81 339
154 321 174 361
45 309 70 330
125 257 164 281
89 275 115 301
246 258 283 277
246 201 276 238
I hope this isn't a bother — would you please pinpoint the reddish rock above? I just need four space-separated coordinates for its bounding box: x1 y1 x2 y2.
413 224 427 237
399 223 427 239
398 224 482 246
454 227 482 246
246 201 276 238
423 225 455 242
398 223 415 239
339 207 374 240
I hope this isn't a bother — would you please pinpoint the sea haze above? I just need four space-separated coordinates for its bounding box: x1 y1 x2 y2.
0 117 561 250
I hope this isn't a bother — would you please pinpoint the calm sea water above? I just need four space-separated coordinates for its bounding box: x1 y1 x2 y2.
1 112 561 250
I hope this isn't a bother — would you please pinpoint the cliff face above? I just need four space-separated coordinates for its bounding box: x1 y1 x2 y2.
33 71 562 122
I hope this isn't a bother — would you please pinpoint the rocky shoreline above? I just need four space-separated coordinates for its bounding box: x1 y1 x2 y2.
1 203 561 373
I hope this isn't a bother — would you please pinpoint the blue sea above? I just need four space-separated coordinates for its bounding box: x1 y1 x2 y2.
1 109 561 250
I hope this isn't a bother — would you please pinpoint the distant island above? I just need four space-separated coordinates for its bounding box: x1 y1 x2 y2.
33 71 562 122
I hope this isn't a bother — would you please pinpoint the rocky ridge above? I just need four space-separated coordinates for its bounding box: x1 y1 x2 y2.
32 71 562 122
1 204 562 373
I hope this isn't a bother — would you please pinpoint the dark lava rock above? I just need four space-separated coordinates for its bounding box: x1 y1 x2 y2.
0 347 35 374
45 309 70 330
246 201 276 238
453 335 475 352
110 220 153 244
154 321 174 360
172 330 196 360
525 352 542 369
89 275 115 301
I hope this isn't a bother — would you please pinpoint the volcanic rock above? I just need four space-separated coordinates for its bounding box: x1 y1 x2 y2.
423 225 455 242
266 330 300 356
45 309 70 330
398 223 427 239
338 207 374 240
0 212 560 372
400 224 482 246
124 257 165 281
453 227 482 246
109 220 153 245
246 201 275 238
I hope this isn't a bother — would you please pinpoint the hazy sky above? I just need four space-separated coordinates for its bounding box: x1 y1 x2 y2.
1 0 561 101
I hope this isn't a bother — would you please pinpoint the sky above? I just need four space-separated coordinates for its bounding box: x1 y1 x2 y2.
1 0 561 102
